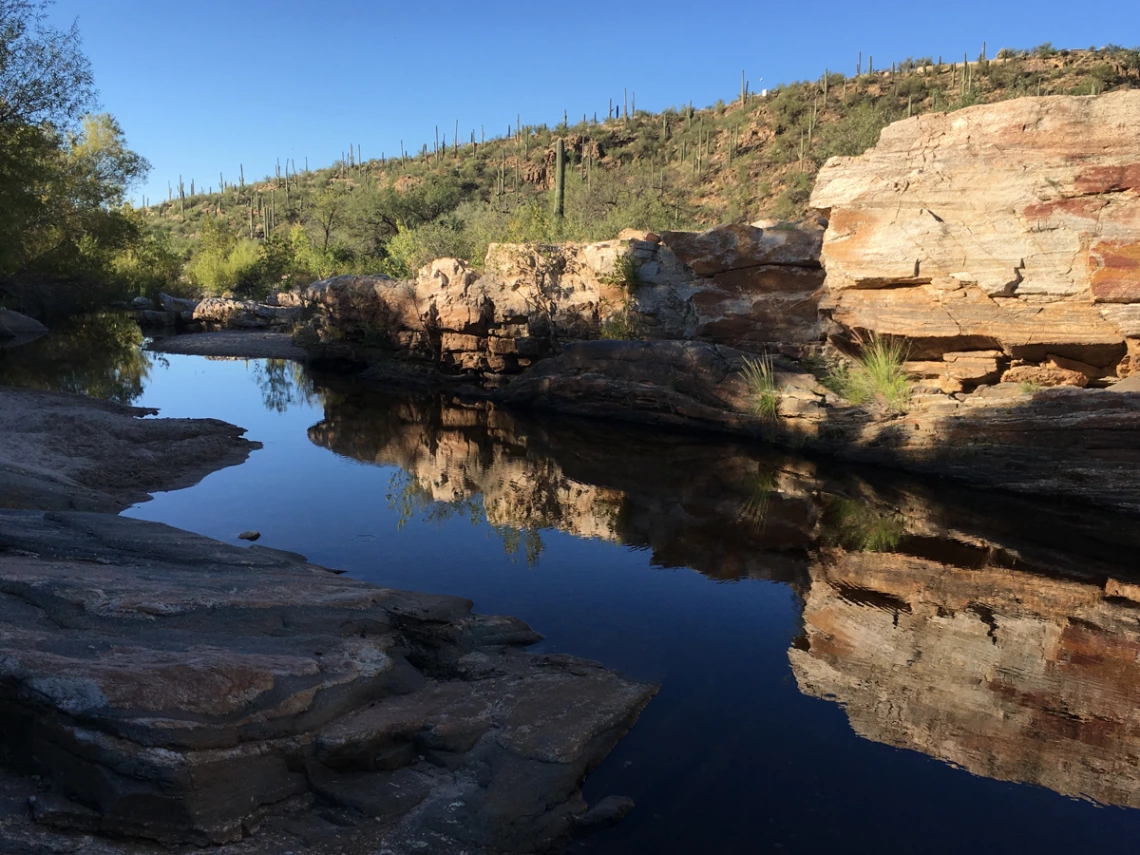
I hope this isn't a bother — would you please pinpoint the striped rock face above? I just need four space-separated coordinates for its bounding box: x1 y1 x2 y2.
811 91 1140 379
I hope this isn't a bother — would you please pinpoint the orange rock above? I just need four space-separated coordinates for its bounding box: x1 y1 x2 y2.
812 91 1140 373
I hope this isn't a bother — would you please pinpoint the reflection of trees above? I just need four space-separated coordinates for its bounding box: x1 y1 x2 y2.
0 311 150 402
251 359 317 413
385 469 545 566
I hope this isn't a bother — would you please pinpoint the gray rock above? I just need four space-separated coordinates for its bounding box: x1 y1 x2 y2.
158 292 199 312
0 511 657 852
0 308 48 341
0 386 259 514
130 296 154 309
238 529 261 541
1108 374 1140 393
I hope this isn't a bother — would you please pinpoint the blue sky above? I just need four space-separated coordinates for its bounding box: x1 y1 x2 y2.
47 0 1138 205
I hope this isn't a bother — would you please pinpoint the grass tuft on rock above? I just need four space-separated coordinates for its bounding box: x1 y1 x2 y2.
829 335 911 414
740 355 781 419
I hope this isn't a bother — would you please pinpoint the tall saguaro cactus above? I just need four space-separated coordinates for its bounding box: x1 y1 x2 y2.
552 138 565 221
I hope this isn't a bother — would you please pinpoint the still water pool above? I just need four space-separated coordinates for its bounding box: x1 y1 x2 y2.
5 319 1140 854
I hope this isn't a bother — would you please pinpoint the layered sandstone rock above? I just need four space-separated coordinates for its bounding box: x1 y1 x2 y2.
296 224 825 375
650 224 825 350
811 91 1140 382
496 341 1140 513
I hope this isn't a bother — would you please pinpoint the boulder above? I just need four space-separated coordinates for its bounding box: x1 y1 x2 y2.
158 292 199 312
0 308 48 341
811 91 1140 377
1001 358 1091 388
192 297 301 330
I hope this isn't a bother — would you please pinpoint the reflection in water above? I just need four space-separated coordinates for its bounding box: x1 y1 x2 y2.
0 312 151 403
306 380 1140 812
791 551 1140 809
8 325 1140 828
252 359 319 413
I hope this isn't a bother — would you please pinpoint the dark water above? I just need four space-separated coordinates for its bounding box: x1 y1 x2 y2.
6 316 1140 854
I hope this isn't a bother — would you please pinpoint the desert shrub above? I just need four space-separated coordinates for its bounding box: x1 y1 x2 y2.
383 217 474 278
599 255 641 292
771 172 813 220
184 217 262 295
813 101 894 162
599 308 643 340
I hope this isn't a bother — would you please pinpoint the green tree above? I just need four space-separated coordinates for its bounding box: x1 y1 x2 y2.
0 0 95 127
0 3 153 309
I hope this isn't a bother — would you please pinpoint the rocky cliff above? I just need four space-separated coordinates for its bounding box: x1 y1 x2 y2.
296 224 824 375
811 90 1140 386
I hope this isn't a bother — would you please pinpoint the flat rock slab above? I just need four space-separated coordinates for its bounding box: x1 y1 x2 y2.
0 511 656 854
148 331 310 362
0 385 259 513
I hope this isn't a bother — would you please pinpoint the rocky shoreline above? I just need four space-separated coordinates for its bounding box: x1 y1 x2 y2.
139 91 1138 513
0 386 655 854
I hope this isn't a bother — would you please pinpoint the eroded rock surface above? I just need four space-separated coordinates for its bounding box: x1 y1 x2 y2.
494 339 1140 513
294 224 824 375
0 512 656 853
0 386 259 512
811 91 1140 382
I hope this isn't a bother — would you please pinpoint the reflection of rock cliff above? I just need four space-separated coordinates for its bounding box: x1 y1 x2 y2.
307 385 817 580
310 383 1140 810
792 549 1140 808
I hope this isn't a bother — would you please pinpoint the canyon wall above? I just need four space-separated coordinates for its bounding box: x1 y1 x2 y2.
811 90 1140 387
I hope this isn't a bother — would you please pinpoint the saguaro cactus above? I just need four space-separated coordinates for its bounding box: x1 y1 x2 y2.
552 137 565 221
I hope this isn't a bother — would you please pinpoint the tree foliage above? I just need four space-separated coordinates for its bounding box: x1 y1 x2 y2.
0 1 151 312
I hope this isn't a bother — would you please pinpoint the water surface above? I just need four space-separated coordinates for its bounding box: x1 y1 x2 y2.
5 322 1140 854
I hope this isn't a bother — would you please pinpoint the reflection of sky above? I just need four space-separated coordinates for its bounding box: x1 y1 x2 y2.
121 355 1140 855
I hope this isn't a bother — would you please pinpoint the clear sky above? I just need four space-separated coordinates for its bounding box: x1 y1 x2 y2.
46 0 1138 205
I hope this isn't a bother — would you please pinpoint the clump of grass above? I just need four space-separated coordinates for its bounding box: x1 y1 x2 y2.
740 355 781 419
1018 381 1042 395
827 335 911 414
599 255 642 292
